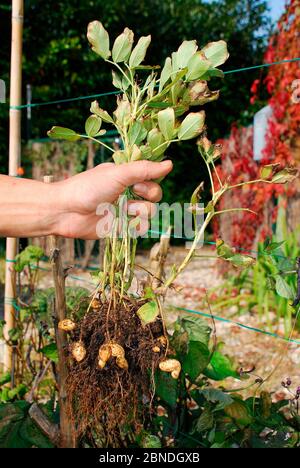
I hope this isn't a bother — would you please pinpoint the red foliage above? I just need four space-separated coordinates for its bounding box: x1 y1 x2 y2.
213 0 300 249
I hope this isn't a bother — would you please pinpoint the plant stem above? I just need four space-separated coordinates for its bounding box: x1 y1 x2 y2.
79 134 114 153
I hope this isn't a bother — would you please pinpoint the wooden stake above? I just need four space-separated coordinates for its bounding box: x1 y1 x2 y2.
44 175 76 448
3 0 24 372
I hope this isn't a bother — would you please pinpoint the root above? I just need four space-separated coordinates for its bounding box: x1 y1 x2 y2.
66 297 168 446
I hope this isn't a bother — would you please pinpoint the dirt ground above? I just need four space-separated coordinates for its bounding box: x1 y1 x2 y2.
1 246 299 400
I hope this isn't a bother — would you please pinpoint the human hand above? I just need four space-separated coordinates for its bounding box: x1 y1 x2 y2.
55 160 173 239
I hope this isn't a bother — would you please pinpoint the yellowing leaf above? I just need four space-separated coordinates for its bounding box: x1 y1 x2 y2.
112 28 134 63
113 150 127 165
47 126 80 142
157 107 175 140
87 21 110 59
136 301 159 326
202 40 229 68
178 111 205 140
129 35 151 68
85 115 102 136
271 167 298 184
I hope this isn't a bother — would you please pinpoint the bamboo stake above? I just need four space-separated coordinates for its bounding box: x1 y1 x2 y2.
3 0 24 372
44 175 76 448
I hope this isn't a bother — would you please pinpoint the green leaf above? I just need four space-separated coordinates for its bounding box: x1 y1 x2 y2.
197 388 233 410
182 341 210 381
202 40 229 67
112 28 134 63
136 301 159 326
186 53 211 81
90 101 114 123
177 40 198 68
193 407 214 433
178 111 205 140
260 163 281 180
129 35 151 68
0 373 11 387
47 126 80 142
181 315 211 345
141 434 161 448
19 416 54 448
128 121 147 146
155 371 178 408
157 107 175 140
40 343 58 363
159 57 172 92
275 275 294 300
208 351 240 380
147 128 168 157
85 115 102 137
87 21 110 60
216 239 235 259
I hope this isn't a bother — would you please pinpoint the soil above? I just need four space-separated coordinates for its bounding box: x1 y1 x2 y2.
66 296 167 446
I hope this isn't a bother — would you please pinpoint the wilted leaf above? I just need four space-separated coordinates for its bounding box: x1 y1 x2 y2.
177 40 198 68
90 101 114 123
216 239 235 259
178 111 205 140
87 21 110 59
113 97 131 125
186 53 211 81
112 28 134 63
85 115 102 137
224 400 252 426
131 145 142 161
193 407 214 433
47 126 80 142
113 150 127 165
136 301 159 326
202 40 229 67
271 167 298 184
228 254 256 269
129 35 151 68
157 107 175 140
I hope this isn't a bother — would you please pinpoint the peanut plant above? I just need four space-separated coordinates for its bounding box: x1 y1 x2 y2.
47 21 297 445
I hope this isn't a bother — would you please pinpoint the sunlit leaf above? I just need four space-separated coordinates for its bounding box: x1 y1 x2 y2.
275 275 295 300
47 126 80 142
136 301 159 326
85 115 102 137
112 28 134 63
186 53 211 81
129 35 151 68
159 57 172 92
177 40 198 68
87 21 110 59
157 107 175 140
202 40 229 67
178 111 205 140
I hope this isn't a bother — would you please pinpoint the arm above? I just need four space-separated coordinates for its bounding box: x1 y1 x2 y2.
0 160 172 239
